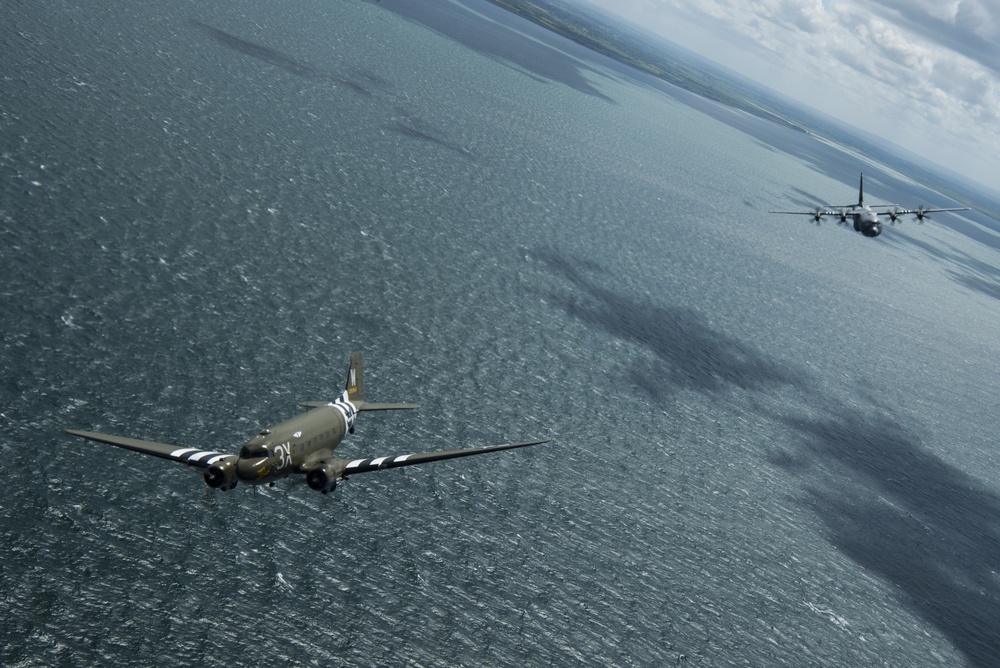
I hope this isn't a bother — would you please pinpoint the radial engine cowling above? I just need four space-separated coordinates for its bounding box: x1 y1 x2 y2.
306 463 339 494
204 458 238 491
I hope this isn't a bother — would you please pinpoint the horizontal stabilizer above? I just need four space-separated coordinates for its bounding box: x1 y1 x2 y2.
298 400 418 410
358 402 419 411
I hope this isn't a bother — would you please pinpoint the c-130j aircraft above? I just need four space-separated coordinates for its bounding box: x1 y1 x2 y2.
770 173 970 237
66 353 549 494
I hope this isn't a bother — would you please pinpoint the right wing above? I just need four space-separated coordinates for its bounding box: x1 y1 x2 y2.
64 429 233 468
770 210 834 215
769 206 862 223
341 439 549 476
769 208 853 219
768 208 853 216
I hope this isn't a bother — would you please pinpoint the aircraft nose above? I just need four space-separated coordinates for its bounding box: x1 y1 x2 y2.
236 456 266 481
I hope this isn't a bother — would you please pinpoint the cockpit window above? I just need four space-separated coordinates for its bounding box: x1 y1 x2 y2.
240 446 268 459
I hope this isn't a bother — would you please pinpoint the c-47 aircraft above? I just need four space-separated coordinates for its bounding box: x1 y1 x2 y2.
770 173 969 237
65 353 549 494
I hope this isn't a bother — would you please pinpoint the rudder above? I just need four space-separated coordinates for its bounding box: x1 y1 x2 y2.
346 352 364 404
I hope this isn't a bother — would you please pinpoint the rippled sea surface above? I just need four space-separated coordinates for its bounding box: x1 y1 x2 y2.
3 0 1000 666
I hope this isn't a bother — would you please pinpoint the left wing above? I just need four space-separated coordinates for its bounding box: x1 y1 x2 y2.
872 206 970 215
341 439 549 476
64 429 233 468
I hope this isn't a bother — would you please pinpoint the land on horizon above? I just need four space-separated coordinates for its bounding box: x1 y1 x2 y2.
483 0 1000 217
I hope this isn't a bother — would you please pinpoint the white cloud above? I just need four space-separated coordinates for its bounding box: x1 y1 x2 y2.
579 0 1000 189
908 0 1000 42
955 0 999 41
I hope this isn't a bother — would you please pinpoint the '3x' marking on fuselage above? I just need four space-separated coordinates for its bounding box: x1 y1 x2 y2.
273 442 292 470
255 442 293 479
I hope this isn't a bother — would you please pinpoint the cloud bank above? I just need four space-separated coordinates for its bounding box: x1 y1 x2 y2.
581 0 1000 189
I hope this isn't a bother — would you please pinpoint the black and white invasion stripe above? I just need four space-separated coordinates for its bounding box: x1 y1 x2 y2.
169 448 230 466
345 454 410 473
327 390 358 433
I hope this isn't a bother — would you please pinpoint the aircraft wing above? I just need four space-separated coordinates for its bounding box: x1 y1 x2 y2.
341 439 549 476
64 429 233 468
769 208 862 219
873 206 970 215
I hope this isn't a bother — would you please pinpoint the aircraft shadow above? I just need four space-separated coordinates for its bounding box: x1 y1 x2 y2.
385 109 474 158
529 249 808 402
768 407 1000 668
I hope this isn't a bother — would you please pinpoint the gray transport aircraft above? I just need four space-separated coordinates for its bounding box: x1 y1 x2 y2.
770 173 970 237
65 353 549 494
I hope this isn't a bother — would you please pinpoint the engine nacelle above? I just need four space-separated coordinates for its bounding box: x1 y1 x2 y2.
204 459 238 491
306 463 339 494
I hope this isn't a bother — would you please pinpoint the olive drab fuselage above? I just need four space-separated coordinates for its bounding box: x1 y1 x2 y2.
65 352 548 495
233 396 355 485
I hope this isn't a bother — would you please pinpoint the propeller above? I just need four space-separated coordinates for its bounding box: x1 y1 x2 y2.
887 207 903 224
836 209 849 224
915 207 930 222
811 208 824 224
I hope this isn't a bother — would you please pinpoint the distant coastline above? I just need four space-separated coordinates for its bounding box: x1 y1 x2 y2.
483 0 1000 216
482 0 809 134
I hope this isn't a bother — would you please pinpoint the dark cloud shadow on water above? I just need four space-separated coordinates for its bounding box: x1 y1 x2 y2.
535 248 999 663
369 0 615 103
881 228 1000 302
530 249 808 402
950 272 1000 301
188 20 383 96
769 409 1000 667
787 186 833 211
865 172 1000 254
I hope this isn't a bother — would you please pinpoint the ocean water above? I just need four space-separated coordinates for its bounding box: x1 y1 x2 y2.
2 0 999 666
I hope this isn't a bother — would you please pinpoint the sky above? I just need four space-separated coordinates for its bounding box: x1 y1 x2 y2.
576 0 1000 192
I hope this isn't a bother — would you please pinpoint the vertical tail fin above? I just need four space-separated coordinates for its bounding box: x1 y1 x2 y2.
345 352 419 412
346 352 364 404
858 173 865 207
299 353 417 412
